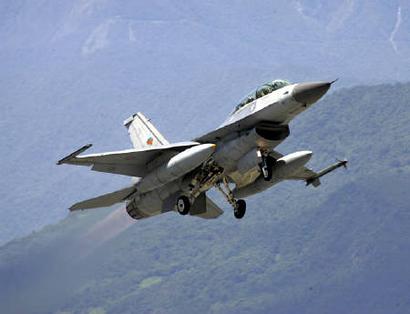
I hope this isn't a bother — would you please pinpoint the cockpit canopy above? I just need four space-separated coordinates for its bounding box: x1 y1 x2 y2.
233 79 291 114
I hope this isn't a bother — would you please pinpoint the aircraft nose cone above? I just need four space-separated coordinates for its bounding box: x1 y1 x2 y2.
293 81 332 105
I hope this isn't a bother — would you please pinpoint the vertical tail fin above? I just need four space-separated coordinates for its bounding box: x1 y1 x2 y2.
123 112 169 149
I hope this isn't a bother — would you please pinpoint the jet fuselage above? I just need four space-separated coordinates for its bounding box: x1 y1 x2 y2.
127 82 332 218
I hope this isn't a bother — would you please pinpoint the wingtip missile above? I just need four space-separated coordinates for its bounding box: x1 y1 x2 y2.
336 158 348 169
306 158 348 186
330 78 339 85
57 144 93 165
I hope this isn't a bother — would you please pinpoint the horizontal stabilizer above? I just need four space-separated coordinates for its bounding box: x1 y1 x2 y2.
70 186 136 211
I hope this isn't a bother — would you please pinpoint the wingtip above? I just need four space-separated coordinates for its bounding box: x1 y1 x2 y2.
69 204 82 212
330 78 339 85
337 158 348 168
57 144 93 165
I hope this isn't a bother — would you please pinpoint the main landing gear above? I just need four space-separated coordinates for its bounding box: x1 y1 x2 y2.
215 177 246 219
176 178 246 219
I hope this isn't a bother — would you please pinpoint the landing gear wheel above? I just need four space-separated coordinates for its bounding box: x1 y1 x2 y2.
176 196 191 215
214 178 247 219
234 199 246 219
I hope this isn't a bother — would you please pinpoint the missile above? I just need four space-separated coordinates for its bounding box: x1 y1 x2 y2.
137 143 216 193
306 159 348 186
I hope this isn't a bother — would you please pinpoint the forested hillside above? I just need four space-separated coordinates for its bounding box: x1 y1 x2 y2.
1 0 410 244
1 83 409 314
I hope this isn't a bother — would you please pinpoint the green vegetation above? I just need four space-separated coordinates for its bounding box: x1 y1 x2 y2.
139 277 163 289
1 82 409 313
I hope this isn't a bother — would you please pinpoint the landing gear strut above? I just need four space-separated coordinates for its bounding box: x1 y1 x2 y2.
176 195 191 215
215 177 247 219
258 150 274 181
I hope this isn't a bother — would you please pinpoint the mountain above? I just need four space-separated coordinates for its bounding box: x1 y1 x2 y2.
1 0 410 245
1 2 410 313
0 82 409 314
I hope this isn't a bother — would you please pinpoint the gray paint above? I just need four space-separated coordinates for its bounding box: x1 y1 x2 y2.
59 80 346 219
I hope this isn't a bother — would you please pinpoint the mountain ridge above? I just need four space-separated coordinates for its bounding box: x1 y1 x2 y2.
1 81 410 312
1 0 410 248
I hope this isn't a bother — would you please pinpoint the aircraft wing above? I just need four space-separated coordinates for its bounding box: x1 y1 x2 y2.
57 142 200 177
287 167 318 181
287 158 348 187
270 150 319 182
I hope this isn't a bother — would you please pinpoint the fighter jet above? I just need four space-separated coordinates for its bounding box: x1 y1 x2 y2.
58 79 347 219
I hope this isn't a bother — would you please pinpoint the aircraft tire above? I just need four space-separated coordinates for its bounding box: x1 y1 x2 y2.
176 196 191 215
234 199 246 219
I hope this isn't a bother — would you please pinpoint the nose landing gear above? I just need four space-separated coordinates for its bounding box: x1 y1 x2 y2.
258 150 274 181
215 177 247 219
